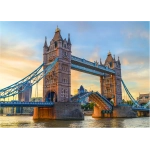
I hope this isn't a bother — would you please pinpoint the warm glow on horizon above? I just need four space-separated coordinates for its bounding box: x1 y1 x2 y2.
0 21 149 101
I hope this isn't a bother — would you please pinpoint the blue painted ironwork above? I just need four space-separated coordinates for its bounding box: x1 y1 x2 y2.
121 79 140 107
72 91 113 111
132 107 150 111
1 63 44 91
0 101 54 107
71 55 115 74
94 91 113 108
77 91 93 102
71 64 105 76
121 79 150 110
0 58 58 99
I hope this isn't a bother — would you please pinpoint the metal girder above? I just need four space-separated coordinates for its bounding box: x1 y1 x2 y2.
121 79 150 110
71 64 105 76
95 92 113 109
0 58 58 99
121 79 140 107
0 101 54 107
0 63 44 92
89 94 109 110
72 91 113 110
71 55 115 74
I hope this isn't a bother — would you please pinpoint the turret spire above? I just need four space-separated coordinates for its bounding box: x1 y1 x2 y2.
53 26 63 41
108 50 111 56
68 33 71 45
44 36 48 47
100 58 103 65
118 56 121 65
55 25 60 32
114 55 116 61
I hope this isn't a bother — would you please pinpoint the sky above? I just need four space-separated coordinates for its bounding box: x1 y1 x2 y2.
0 21 149 100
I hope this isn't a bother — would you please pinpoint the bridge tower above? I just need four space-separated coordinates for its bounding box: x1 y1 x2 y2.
43 27 71 102
100 52 122 106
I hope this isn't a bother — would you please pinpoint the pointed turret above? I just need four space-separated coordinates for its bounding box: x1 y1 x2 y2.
53 26 63 41
100 58 103 65
104 51 114 66
113 55 116 61
68 33 71 45
44 36 48 47
118 56 121 65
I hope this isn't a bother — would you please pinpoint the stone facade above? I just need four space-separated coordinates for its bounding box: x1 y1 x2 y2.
43 27 71 102
92 105 137 118
137 93 150 104
112 106 137 117
100 52 122 106
33 102 84 120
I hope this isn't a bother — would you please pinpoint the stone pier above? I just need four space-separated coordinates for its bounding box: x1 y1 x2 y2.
92 105 137 118
33 102 84 120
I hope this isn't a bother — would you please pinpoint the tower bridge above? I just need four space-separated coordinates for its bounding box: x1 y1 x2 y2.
0 27 149 119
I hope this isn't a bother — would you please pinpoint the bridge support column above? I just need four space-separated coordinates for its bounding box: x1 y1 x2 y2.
92 105 103 118
33 107 54 119
137 111 150 117
33 102 84 120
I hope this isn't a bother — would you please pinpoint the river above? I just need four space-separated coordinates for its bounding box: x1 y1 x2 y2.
0 116 149 128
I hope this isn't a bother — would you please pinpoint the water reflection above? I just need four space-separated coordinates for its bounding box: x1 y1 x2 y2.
0 116 149 128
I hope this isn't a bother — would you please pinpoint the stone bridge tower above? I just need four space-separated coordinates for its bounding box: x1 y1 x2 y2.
100 52 122 106
43 27 71 102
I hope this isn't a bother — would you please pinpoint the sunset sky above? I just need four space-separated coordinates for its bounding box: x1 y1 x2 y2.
0 21 149 100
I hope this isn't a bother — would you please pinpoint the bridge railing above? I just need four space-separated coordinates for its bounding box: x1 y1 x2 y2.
0 101 54 107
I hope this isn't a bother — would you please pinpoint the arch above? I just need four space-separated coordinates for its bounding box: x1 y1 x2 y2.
45 90 57 102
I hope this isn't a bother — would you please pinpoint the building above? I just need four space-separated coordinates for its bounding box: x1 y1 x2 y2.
43 26 71 102
137 93 150 104
72 85 89 105
78 85 87 94
100 51 122 105
18 82 32 102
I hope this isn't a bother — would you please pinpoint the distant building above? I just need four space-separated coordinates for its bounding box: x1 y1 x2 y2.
18 82 32 102
78 85 87 94
72 85 89 105
137 93 150 104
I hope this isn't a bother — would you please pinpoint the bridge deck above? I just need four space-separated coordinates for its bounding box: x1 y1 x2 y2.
71 55 115 75
0 102 54 107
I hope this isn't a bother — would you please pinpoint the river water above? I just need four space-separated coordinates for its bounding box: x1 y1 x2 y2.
0 116 149 128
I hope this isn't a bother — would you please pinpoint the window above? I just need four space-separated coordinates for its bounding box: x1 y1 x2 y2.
110 62 112 67
55 42 57 48
64 44 66 48
61 88 64 97
65 89 68 98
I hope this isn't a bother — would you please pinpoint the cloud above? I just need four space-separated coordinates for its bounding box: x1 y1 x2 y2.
119 48 149 99
75 22 92 34
0 38 42 91
89 47 101 62
122 25 149 40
